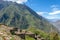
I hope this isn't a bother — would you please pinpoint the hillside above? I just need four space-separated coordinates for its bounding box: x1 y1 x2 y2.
52 20 60 31
0 24 48 40
0 24 59 40
0 1 58 33
0 24 21 40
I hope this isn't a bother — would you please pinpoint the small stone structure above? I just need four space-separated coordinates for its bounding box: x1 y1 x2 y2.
10 27 45 40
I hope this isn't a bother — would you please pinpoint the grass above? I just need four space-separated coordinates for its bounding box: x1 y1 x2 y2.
25 35 35 40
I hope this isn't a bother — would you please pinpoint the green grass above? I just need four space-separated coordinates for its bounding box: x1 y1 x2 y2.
27 27 48 38
25 35 35 40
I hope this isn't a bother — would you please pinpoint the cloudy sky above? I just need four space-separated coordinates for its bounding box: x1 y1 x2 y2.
25 0 60 21
3 0 27 4
3 0 60 21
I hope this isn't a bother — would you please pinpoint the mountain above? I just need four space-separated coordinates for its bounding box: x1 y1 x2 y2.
52 20 60 31
48 19 58 23
0 1 58 33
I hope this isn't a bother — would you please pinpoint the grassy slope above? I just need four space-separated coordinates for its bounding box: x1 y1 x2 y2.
0 4 58 33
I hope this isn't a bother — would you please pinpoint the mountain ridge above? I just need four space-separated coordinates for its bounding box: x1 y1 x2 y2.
0 1 58 33
52 20 60 31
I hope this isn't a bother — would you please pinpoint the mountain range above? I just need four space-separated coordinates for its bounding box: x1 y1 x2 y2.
0 1 58 33
52 20 60 31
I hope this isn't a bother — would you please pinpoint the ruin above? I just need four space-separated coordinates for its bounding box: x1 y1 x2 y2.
10 27 45 40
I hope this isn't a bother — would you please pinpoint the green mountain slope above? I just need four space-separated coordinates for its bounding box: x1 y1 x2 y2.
0 1 58 33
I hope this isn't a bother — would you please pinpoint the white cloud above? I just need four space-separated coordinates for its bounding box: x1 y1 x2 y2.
37 12 47 15
37 12 44 15
49 10 60 15
46 10 60 19
49 5 60 15
36 5 60 20
46 16 56 19
46 15 60 19
51 5 59 11
46 5 60 19
37 11 59 19
3 0 28 4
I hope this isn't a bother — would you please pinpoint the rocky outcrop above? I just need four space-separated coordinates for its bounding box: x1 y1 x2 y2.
10 27 45 40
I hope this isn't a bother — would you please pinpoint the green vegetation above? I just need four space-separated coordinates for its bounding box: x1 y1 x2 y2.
0 1 59 40
27 27 60 40
10 37 14 40
0 24 60 40
0 1 58 33
25 35 35 40
49 31 59 40
28 27 48 38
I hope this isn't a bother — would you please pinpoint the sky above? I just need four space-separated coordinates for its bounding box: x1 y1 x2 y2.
3 0 60 21
25 0 60 21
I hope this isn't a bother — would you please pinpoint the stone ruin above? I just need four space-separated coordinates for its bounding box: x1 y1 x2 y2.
10 27 45 40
